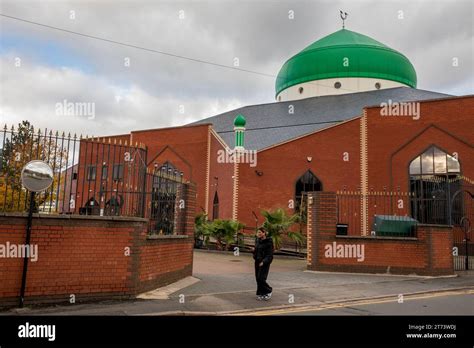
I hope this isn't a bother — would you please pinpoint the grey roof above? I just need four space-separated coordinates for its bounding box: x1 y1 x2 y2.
190 87 451 151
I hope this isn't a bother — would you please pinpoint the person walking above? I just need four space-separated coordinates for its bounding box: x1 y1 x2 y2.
253 227 274 300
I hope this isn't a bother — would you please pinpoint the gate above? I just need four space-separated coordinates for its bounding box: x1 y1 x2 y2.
451 184 474 270
409 174 473 271
146 163 186 235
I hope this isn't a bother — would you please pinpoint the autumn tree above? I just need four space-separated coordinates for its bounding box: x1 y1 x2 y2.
0 121 68 212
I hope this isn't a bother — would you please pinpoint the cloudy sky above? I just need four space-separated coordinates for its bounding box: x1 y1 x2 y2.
0 0 472 136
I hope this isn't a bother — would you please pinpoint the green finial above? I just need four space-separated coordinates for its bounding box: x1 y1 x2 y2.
233 114 246 149
233 114 246 127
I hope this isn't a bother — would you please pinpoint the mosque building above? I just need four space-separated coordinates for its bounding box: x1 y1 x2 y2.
78 26 473 246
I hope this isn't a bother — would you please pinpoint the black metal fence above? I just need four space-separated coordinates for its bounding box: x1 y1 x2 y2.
336 179 473 243
449 179 474 270
145 167 186 235
336 190 418 237
0 123 189 235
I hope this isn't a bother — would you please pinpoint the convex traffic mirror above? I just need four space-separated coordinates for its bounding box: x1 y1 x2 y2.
21 160 54 192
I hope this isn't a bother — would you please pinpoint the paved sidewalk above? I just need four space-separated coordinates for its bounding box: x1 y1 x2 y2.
4 250 474 315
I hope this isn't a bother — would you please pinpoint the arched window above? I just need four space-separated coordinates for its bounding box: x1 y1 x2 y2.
295 170 322 213
409 146 461 224
212 192 219 220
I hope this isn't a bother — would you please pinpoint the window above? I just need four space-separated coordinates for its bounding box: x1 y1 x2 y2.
334 81 341 89
375 82 381 89
298 87 304 94
212 192 219 220
295 170 322 213
409 146 461 224
112 164 124 181
102 166 108 180
410 146 460 175
86 166 96 181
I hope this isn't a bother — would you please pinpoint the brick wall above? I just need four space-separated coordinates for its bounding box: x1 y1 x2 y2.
237 118 361 230
138 236 193 293
307 192 454 276
208 132 234 220
136 182 197 294
132 124 210 213
365 96 474 191
0 182 196 307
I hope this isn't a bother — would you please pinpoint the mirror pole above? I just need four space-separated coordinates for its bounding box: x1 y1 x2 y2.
19 191 36 308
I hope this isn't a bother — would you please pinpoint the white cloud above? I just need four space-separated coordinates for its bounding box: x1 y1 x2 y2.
0 54 244 135
0 0 472 136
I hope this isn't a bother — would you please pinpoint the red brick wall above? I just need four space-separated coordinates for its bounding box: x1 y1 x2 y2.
139 236 193 292
138 183 196 292
236 118 361 229
208 132 234 220
0 209 195 307
0 216 138 306
131 124 210 213
307 192 454 276
365 96 474 191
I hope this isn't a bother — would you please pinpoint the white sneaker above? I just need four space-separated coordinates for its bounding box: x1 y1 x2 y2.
256 295 264 300
263 293 272 301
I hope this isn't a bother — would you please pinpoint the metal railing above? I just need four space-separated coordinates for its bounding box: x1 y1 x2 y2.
336 189 417 237
0 123 190 235
145 168 187 235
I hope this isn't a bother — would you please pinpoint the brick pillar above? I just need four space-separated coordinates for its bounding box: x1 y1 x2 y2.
314 192 337 236
182 182 197 237
307 192 337 269
422 224 454 275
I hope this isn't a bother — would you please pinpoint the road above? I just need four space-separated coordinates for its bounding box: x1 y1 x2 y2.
250 290 474 315
3 251 473 316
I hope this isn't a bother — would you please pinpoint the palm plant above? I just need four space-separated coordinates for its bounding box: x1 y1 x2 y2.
207 219 245 250
261 208 305 250
194 212 210 247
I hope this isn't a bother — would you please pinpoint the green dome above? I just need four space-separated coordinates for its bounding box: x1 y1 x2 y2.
275 29 417 96
234 114 246 127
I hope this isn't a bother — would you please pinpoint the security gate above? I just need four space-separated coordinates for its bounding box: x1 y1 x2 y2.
451 186 474 270
410 175 473 271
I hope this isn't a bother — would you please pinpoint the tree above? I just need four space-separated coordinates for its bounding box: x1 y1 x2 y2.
261 208 305 250
0 121 67 212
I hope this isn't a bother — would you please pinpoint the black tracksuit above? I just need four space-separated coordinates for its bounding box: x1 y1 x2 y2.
253 237 274 296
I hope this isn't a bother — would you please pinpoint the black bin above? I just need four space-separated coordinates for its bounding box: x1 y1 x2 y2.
336 224 348 236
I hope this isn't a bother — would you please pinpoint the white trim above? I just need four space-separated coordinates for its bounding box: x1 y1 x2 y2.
276 78 408 101
360 110 369 236
205 126 211 214
210 127 231 150
232 162 239 220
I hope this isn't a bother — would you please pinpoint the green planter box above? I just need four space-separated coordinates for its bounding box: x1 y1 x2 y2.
373 215 417 236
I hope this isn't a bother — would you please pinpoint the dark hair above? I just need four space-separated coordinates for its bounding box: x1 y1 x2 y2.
258 227 266 233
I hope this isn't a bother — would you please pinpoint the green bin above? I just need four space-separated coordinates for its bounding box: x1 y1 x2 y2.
373 215 417 236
